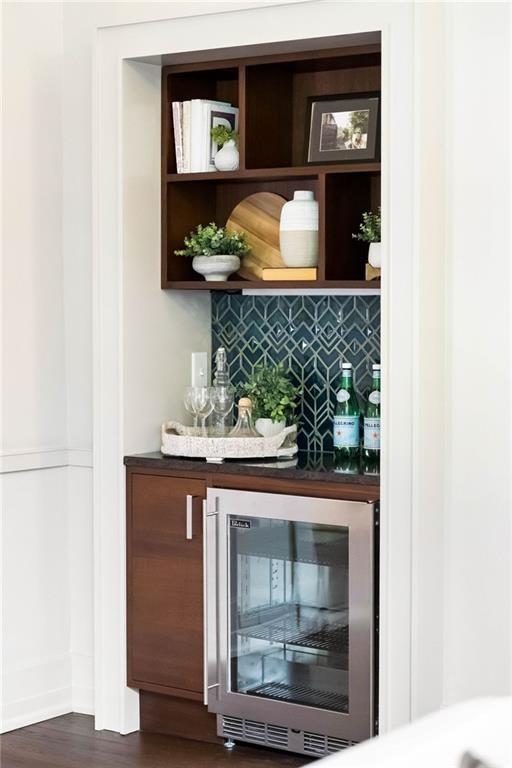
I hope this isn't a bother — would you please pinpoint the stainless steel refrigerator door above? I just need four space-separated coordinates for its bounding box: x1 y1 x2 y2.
204 488 374 743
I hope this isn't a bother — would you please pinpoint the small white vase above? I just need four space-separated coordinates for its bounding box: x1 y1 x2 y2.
192 254 240 281
255 418 286 438
368 242 381 268
279 190 319 267
214 139 239 172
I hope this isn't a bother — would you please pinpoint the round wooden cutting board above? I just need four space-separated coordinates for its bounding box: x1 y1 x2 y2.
226 192 287 280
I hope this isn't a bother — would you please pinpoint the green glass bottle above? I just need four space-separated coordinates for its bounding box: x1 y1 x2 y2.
333 361 360 471
363 363 381 474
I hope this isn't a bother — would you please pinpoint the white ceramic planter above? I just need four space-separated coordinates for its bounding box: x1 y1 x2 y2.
279 190 319 267
255 418 286 438
214 139 239 171
368 242 381 268
192 254 240 281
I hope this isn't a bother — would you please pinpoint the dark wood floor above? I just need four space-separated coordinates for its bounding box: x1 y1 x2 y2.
0 713 310 768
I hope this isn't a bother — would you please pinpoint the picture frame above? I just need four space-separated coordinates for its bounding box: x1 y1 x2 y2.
305 93 380 164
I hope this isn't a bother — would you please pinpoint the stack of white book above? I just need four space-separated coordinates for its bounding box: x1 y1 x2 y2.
172 99 239 173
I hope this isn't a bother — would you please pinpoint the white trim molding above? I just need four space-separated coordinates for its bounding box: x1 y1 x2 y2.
0 654 72 734
0 448 93 474
93 0 417 735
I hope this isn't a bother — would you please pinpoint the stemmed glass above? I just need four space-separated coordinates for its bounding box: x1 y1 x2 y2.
211 386 234 436
183 386 201 432
193 387 214 436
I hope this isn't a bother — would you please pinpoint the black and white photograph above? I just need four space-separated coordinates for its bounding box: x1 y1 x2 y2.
306 95 380 163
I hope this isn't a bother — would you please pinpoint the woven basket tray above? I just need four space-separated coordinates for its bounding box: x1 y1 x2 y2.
161 421 298 462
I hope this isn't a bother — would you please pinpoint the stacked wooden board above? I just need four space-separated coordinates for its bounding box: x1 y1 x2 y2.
226 192 316 281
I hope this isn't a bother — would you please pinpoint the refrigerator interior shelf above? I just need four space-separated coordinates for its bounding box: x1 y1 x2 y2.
236 606 349 655
235 527 348 568
246 680 349 713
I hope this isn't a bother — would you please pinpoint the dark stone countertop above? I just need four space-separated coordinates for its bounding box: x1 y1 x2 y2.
124 450 380 489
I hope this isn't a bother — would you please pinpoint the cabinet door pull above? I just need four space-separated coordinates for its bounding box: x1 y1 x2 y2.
186 495 194 539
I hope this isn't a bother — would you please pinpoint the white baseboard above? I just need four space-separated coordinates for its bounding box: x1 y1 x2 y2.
0 653 95 732
0 656 95 732
1 686 72 734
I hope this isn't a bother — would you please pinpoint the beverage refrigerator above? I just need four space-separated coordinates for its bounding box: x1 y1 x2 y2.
203 488 377 757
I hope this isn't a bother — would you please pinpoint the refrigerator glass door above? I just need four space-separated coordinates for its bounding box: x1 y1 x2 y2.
205 489 374 743
229 516 349 714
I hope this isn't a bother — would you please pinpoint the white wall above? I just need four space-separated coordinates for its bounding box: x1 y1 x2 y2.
1 1 70 731
1 470 70 731
443 1 511 704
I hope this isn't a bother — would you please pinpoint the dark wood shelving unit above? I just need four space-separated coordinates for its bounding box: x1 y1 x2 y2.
162 40 381 291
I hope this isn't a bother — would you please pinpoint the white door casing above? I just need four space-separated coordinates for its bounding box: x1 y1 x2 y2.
93 1 418 735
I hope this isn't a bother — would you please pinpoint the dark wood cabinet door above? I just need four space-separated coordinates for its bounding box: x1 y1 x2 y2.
127 472 206 698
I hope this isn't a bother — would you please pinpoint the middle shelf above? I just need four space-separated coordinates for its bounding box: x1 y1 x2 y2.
163 167 381 287
166 162 381 183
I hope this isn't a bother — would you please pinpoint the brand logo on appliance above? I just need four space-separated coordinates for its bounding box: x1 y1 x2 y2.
230 519 251 529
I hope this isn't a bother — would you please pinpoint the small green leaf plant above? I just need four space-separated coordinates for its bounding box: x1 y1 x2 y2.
210 125 239 148
239 363 300 424
352 208 381 243
174 222 250 258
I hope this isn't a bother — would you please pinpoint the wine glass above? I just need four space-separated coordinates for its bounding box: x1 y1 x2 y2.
193 387 214 436
183 386 201 431
211 386 234 436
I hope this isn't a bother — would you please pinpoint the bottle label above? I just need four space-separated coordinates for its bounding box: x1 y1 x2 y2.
336 389 350 403
369 391 381 405
334 416 359 448
364 417 381 450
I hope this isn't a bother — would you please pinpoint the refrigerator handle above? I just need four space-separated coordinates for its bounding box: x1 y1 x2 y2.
203 499 219 707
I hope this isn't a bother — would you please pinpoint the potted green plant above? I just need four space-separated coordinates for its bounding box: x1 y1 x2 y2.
240 363 300 438
174 222 250 281
211 125 239 171
353 208 381 268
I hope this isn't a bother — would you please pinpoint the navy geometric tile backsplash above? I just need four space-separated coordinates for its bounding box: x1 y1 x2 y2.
211 294 381 452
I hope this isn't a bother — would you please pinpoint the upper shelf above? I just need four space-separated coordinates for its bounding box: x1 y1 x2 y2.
161 40 381 291
166 163 381 183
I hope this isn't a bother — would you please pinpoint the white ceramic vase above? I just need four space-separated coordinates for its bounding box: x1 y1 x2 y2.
368 242 381 268
192 254 240 281
279 190 319 267
214 139 239 171
255 418 286 438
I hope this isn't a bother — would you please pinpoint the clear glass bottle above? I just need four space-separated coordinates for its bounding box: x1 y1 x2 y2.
362 363 381 474
211 347 234 433
229 397 260 438
333 361 361 469
213 347 230 388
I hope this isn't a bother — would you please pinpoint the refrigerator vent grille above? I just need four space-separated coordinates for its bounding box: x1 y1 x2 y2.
222 716 244 738
328 736 353 753
304 731 353 756
267 725 289 747
221 716 288 749
222 717 355 756
245 720 266 740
